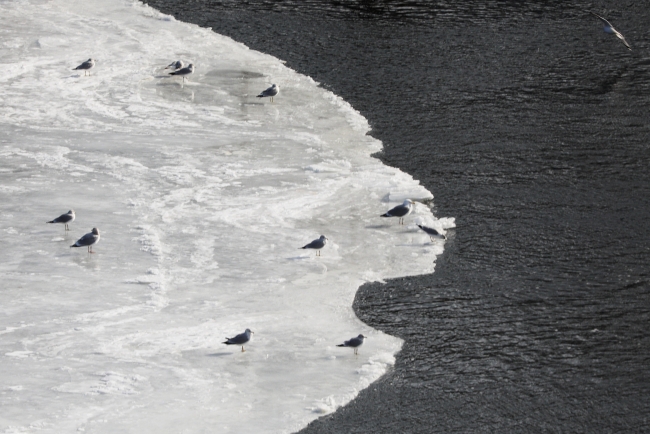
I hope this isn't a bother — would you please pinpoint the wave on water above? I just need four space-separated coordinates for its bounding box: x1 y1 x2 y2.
0 0 454 432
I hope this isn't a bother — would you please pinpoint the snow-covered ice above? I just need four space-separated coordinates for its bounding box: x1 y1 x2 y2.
0 0 455 433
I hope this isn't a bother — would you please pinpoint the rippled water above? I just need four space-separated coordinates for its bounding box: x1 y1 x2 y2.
148 1 650 431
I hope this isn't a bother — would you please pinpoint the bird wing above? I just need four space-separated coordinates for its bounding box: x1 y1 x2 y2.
258 87 277 97
302 239 325 249
386 204 409 217
614 30 632 50
74 233 96 246
170 66 191 75
76 61 92 70
52 214 73 223
226 333 249 345
346 337 362 347
590 11 612 27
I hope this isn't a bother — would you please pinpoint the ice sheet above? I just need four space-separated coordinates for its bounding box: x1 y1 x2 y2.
0 1 454 432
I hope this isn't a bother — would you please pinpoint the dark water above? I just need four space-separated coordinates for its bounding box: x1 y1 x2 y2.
147 1 650 431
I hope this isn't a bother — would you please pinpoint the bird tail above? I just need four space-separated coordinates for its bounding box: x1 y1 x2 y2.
256 94 264 98
70 244 78 248
380 213 390 217
336 344 345 347
47 220 54 224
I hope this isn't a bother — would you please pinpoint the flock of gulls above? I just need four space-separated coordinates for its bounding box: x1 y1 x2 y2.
59 11 631 354
46 196 442 353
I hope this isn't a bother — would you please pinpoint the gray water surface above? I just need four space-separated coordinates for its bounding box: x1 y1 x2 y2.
147 1 650 431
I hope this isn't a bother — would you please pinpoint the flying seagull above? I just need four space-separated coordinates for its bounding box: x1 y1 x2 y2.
417 224 446 241
257 84 279 102
590 12 632 51
300 235 328 256
47 209 75 231
70 227 100 253
73 58 95 76
165 60 184 70
169 63 194 85
337 334 366 355
381 199 414 225
223 329 253 352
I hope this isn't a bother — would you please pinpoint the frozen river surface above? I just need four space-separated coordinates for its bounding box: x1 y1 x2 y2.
0 1 451 432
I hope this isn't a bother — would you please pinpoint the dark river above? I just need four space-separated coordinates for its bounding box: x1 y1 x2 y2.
146 1 650 431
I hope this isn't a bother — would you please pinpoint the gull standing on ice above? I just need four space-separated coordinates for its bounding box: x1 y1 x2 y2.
165 60 184 70
168 63 194 85
300 235 328 256
590 12 632 51
381 199 414 225
47 209 75 231
73 58 95 76
70 227 100 253
257 84 279 102
337 334 366 355
223 329 253 352
417 224 446 241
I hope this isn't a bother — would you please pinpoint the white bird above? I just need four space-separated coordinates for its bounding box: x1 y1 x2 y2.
165 60 184 70
337 334 366 355
223 329 254 352
257 84 279 102
73 58 95 76
47 209 75 231
590 12 631 51
70 227 100 253
381 199 414 225
300 235 328 256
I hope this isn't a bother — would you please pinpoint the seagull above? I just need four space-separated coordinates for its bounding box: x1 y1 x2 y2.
380 199 414 225
73 58 95 76
300 235 328 256
337 334 366 355
168 63 194 85
417 224 446 241
165 60 184 70
590 12 632 51
223 329 253 352
70 227 100 253
47 209 75 231
257 84 279 102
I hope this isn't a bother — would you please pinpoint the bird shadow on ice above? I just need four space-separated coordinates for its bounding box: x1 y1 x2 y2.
286 255 312 261
365 224 393 229
206 352 232 357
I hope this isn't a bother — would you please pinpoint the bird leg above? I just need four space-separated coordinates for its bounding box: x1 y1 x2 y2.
241 346 245 352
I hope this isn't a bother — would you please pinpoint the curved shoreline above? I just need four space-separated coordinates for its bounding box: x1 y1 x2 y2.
143 1 650 432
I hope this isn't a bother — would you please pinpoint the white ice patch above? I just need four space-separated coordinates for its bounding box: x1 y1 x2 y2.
0 0 454 433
